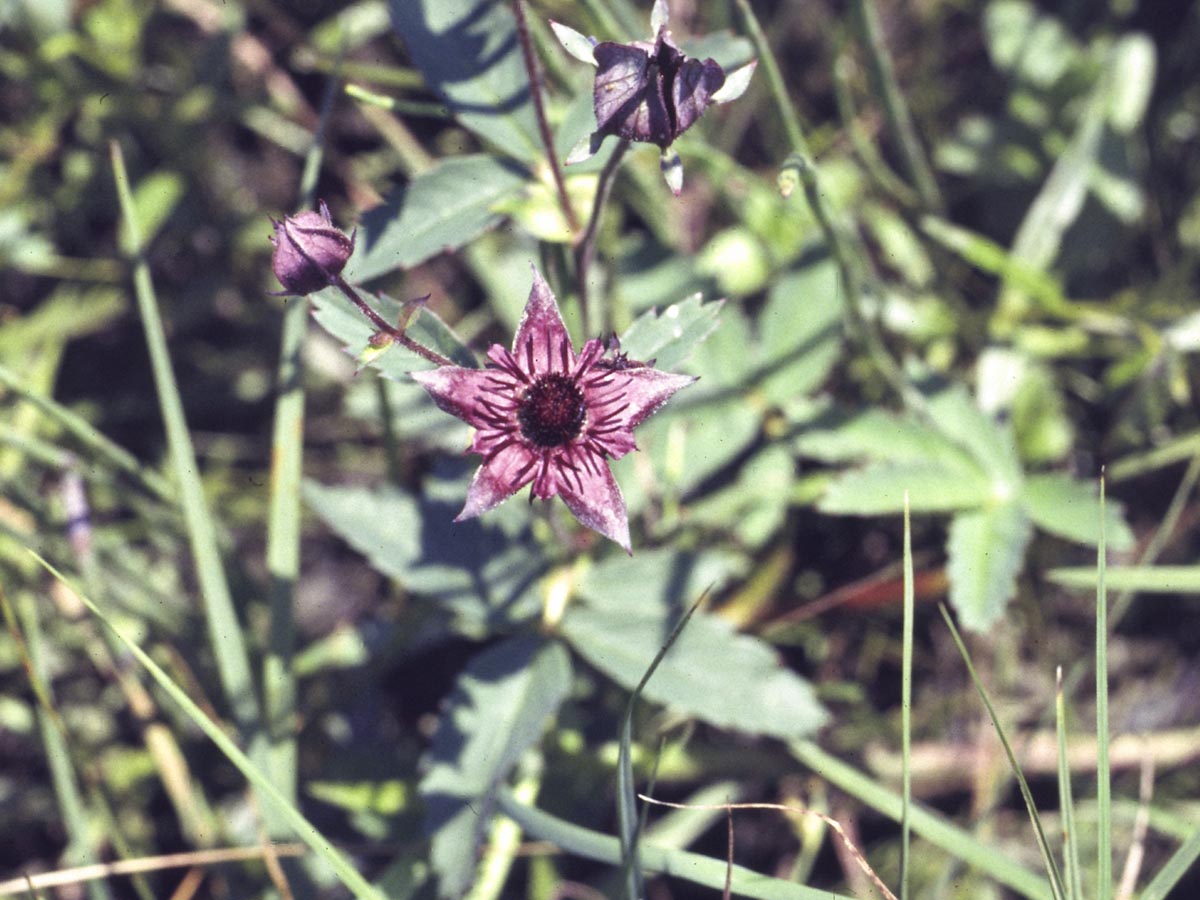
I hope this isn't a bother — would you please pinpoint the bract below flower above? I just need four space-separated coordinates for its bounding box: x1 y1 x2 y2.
411 267 695 552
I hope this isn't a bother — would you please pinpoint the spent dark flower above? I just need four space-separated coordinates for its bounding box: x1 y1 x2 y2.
553 0 756 192
411 266 695 552
270 200 355 295
592 30 724 150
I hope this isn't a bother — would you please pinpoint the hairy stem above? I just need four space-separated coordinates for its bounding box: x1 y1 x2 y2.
513 0 580 235
574 138 631 337
331 275 455 368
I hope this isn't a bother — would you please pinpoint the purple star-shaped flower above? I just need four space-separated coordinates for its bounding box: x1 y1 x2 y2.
411 267 695 552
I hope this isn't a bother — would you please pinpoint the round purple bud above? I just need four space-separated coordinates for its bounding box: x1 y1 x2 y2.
270 200 355 295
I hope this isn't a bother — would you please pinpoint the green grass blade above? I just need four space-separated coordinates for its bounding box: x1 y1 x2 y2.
109 140 263 740
789 740 1054 900
1096 478 1112 900
850 0 942 210
616 592 705 900
3 589 113 900
495 788 854 900
31 553 385 900
1139 825 1200 900
1056 668 1083 900
263 287 306 816
900 494 914 900
261 59 338 822
0 362 173 502
939 605 1067 900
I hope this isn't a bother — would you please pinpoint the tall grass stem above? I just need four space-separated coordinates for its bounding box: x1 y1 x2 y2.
849 0 942 210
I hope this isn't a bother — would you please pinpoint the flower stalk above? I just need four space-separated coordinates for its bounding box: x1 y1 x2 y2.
512 0 581 235
329 275 454 369
573 137 630 336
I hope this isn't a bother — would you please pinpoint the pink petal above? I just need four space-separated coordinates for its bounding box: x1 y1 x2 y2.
456 441 539 521
554 447 631 553
512 267 576 377
583 367 696 458
411 366 521 429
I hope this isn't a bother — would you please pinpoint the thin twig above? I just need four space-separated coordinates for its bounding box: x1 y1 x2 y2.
638 795 898 900
513 0 580 235
1115 753 1155 900
0 846 307 897
723 805 734 900
330 275 454 367
573 138 631 336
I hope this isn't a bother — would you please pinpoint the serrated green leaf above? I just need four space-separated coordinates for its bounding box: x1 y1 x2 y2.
795 408 974 468
310 288 477 375
925 384 1022 482
347 154 528 283
577 548 742 613
946 502 1033 631
1020 473 1134 550
421 635 572 899
819 461 995 515
560 605 826 739
618 294 723 371
390 0 541 162
303 480 547 636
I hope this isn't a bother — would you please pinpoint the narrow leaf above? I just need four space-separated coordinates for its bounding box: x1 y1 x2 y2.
33 555 385 900
1046 565 1200 593
940 606 1067 900
496 788 855 900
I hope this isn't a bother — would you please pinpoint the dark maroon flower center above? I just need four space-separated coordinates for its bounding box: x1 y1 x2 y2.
518 374 586 447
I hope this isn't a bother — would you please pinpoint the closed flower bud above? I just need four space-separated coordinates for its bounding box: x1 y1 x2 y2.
270 200 355 295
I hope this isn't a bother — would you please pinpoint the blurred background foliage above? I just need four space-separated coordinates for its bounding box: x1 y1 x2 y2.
2 0 1200 897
